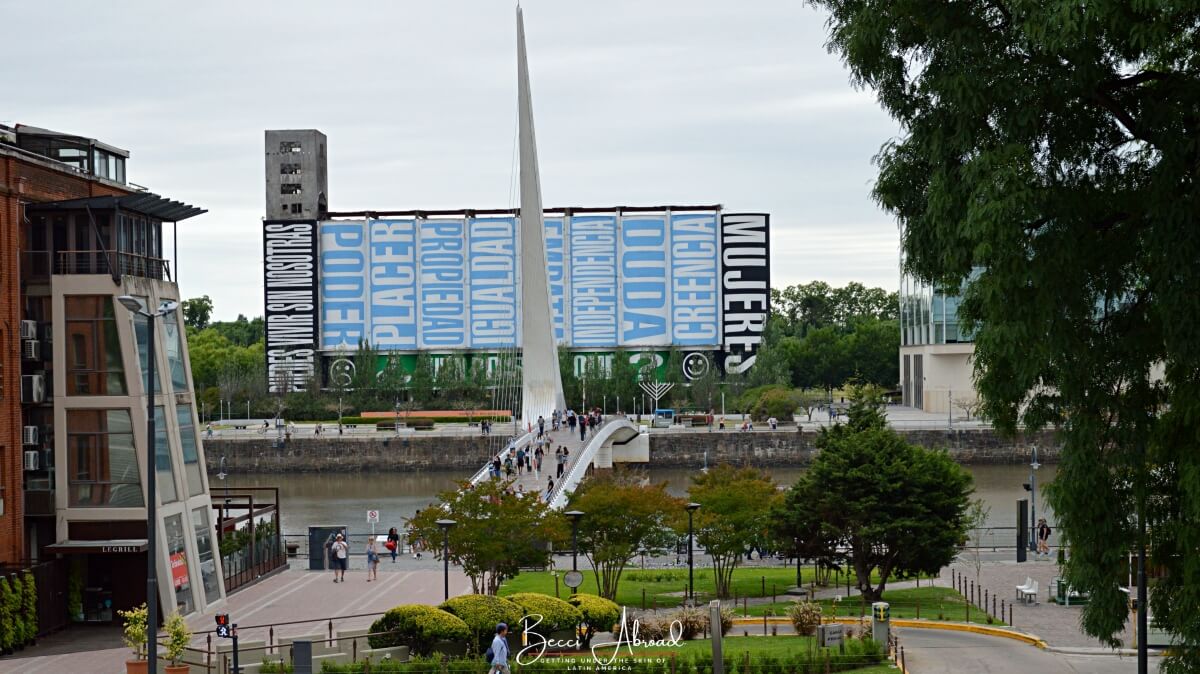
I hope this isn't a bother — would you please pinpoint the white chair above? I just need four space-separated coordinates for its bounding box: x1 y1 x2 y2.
1015 576 1033 599
1021 580 1039 604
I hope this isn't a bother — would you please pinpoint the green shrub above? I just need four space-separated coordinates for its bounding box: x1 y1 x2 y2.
750 388 799 422
566 594 621 645
707 606 735 636
507 593 583 633
439 594 524 651
21 571 37 643
367 604 470 654
787 600 822 636
0 577 13 652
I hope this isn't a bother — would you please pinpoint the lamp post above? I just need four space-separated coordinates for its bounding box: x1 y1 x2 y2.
686 503 701 603
565 510 585 593
1029 446 1040 552
117 295 178 674
436 519 456 601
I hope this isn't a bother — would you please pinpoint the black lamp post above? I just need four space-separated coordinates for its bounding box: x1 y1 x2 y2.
117 295 178 674
435 519 456 600
565 510 585 593
686 502 701 603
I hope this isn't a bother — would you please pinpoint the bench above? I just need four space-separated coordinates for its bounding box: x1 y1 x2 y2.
1020 579 1039 605
1015 576 1033 599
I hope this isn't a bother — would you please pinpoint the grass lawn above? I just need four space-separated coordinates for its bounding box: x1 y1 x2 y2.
735 586 1004 625
588 635 889 672
500 566 937 610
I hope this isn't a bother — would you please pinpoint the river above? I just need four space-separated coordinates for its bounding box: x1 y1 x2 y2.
217 464 1057 538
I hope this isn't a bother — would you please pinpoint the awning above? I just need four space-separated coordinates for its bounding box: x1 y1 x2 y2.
27 193 206 222
45 539 148 555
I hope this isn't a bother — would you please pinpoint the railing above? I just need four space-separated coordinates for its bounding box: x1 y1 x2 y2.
222 536 287 593
41 249 172 280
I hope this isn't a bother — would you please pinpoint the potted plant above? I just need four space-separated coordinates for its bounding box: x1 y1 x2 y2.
163 610 192 674
118 602 149 674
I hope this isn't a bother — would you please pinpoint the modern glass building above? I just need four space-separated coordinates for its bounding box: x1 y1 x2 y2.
898 263 978 413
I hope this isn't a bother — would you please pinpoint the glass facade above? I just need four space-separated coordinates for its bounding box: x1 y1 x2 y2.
163 309 188 391
899 270 977 347
154 406 178 503
67 409 142 507
191 506 222 603
132 305 163 394
165 514 195 614
64 296 127 395
178 406 205 497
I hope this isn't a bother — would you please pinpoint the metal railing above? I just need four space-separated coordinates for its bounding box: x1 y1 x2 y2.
45 249 171 280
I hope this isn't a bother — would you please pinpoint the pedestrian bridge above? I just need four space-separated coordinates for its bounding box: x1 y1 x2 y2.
466 418 646 510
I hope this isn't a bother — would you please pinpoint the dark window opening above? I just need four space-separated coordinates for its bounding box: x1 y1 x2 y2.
280 141 302 153
280 184 302 195
280 163 302 175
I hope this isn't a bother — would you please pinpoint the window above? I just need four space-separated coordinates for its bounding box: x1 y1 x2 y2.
280 163 302 175
131 298 162 394
163 310 188 392
165 514 195 614
280 141 301 153
192 507 221 603
289 204 302 214
280 184 302 195
67 409 142 507
155 406 178 504
64 296 127 395
178 406 204 497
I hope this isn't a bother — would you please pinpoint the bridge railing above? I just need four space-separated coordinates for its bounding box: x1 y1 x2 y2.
548 418 639 509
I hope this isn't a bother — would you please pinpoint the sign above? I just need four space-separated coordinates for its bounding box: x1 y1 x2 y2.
170 552 189 590
545 217 568 342
100 545 139 553
263 220 319 393
570 215 619 347
619 213 670 346
718 213 770 374
367 510 380 524
419 219 468 348
671 212 720 345
469 217 518 348
563 570 584 588
818 623 844 648
215 613 231 639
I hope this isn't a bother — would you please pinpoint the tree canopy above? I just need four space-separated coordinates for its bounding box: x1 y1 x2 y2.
688 465 779 598
810 1 1200 663
776 386 972 602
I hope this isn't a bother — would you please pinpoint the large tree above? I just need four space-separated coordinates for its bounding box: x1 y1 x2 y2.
688 465 779 598
411 480 566 595
811 0 1200 664
566 473 684 600
777 386 972 602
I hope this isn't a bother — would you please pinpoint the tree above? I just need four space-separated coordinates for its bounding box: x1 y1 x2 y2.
566 473 684 600
812 1 1200 663
778 385 972 602
410 480 566 594
793 326 847 395
842 318 899 389
688 465 778 598
181 296 213 330
408 352 436 409
962 500 992 595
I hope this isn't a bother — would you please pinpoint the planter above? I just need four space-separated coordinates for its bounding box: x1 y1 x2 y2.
125 660 148 674
165 665 190 674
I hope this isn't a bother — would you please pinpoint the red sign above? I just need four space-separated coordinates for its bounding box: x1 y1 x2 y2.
170 552 188 589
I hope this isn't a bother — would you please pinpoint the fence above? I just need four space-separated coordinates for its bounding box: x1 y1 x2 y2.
0 558 68 637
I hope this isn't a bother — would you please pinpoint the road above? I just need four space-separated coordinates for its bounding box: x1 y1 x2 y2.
897 628 1156 673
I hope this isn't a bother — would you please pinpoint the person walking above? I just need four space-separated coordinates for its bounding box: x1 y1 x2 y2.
544 477 555 502
1037 518 1052 557
537 415 545 437
579 417 586 442
205 422 214 439
556 447 565 478
331 533 349 583
492 455 502 479
386 526 401 562
366 540 380 581
488 623 510 674
516 447 526 475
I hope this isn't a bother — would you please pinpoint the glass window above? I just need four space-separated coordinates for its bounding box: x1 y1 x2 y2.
64 296 127 395
165 514 195 614
67 409 142 507
191 507 221 603
163 310 188 391
177 406 204 497
155 406 178 504
131 300 162 394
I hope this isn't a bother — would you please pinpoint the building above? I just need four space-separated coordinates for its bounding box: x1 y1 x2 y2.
261 129 773 396
898 266 977 414
1 123 222 624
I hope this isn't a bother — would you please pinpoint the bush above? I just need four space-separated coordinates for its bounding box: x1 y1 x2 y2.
787 601 822 636
751 388 799 422
506 593 583 634
118 602 149 660
438 594 524 651
367 605 470 654
672 606 706 640
707 607 735 637
0 577 13 652
21 571 36 644
567 594 621 645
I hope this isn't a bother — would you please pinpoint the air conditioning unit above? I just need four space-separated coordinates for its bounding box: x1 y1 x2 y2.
23 450 39 471
19 320 38 340
22 339 40 361
22 426 38 446
21 374 46 404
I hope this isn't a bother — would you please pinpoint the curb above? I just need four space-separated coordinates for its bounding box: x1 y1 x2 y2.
888 619 1047 648
1044 646 1167 657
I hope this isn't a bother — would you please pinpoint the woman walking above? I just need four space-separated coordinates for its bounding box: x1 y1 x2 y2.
386 526 401 562
366 540 380 581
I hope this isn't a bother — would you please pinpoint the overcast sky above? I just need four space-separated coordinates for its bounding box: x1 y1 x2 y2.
8 1 901 321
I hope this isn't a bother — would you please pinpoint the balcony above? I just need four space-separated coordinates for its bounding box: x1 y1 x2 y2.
22 250 171 283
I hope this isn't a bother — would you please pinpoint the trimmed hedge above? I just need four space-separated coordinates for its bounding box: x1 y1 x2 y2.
507 593 583 634
566 593 621 645
439 594 524 652
367 605 471 654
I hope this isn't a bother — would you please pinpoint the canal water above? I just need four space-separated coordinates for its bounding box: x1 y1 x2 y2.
218 464 1057 539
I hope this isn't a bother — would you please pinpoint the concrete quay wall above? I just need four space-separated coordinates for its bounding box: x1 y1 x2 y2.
204 428 1058 473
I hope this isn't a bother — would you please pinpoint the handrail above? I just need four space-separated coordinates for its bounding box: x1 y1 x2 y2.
548 418 639 509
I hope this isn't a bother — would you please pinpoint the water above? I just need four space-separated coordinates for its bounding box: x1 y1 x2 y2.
219 464 1057 537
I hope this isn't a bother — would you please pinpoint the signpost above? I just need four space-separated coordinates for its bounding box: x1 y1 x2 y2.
367 509 380 539
563 570 584 590
215 613 239 673
817 623 844 649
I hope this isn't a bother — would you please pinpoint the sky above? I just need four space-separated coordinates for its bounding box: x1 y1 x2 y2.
6 1 902 321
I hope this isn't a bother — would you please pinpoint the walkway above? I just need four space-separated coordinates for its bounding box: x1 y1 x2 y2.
898 627 1152 673
475 420 596 502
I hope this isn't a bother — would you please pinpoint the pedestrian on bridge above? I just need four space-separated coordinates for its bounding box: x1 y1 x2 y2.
545 476 555 502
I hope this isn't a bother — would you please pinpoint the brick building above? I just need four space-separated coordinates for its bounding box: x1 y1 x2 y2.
0 124 223 624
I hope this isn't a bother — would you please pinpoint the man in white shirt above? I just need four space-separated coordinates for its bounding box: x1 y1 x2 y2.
331 533 349 583
489 623 510 674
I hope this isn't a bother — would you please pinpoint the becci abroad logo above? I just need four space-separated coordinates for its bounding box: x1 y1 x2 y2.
517 608 685 666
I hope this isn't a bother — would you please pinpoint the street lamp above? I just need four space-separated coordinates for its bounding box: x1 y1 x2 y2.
435 519 456 601
117 295 178 674
565 510 585 593
1028 446 1040 553
686 503 701 603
